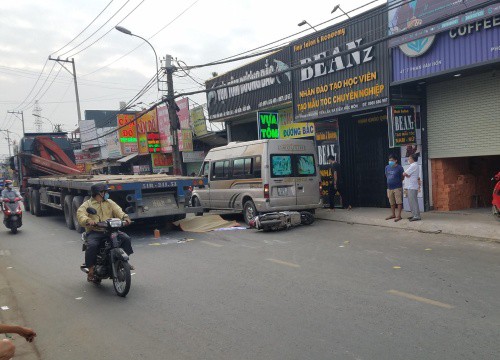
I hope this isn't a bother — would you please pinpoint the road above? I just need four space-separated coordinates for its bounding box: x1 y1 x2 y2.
0 210 499 360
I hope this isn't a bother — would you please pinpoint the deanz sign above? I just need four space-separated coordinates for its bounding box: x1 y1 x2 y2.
387 105 417 147
291 6 389 121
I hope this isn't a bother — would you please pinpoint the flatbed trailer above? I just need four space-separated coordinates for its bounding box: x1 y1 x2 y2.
26 174 206 232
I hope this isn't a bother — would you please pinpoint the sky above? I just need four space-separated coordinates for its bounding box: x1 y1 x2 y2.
0 0 384 157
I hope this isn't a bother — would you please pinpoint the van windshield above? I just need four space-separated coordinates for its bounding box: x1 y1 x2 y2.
270 154 316 178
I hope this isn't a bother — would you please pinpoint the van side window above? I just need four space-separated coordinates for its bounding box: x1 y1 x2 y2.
253 156 262 178
233 159 245 178
212 160 230 180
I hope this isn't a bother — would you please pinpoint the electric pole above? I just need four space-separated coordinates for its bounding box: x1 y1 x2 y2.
164 55 183 175
0 130 12 157
33 101 43 132
7 110 25 135
48 57 82 123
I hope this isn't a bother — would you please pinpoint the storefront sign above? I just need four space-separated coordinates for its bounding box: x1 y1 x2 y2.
291 6 389 121
79 120 99 150
388 106 417 147
258 111 279 139
315 120 340 204
151 153 173 173
74 149 91 164
278 108 315 139
388 0 493 47
191 105 208 137
176 98 191 130
117 114 138 155
206 48 292 121
136 109 158 155
147 133 161 153
105 131 122 159
178 130 193 152
157 106 172 153
182 151 205 163
393 14 500 82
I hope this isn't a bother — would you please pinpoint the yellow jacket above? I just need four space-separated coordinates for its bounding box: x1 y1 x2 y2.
77 197 130 232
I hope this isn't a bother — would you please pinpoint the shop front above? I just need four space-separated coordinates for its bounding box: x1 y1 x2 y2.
391 5 500 211
290 5 392 208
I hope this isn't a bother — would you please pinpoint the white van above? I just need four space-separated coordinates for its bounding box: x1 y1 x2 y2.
191 139 322 223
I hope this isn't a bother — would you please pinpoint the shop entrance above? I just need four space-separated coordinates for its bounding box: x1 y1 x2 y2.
354 115 392 207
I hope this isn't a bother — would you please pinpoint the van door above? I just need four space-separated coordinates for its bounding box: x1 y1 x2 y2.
209 160 231 209
269 154 298 207
197 161 211 208
295 154 319 206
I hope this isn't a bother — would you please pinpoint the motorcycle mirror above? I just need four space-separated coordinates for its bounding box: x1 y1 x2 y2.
86 207 97 215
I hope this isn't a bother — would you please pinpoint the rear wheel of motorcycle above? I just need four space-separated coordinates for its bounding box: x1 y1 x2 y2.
113 261 131 297
72 196 84 233
300 211 315 225
32 189 42 217
10 227 17 234
64 195 75 230
243 200 257 225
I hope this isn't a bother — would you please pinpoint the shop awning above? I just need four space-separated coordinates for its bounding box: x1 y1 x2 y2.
194 132 227 147
117 153 139 163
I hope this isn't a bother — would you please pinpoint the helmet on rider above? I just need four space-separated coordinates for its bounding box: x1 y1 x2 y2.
90 183 110 197
4 180 13 189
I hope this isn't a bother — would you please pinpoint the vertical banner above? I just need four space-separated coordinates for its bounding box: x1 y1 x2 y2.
157 106 172 153
136 109 158 154
191 105 208 137
178 130 193 152
79 120 99 150
117 114 138 155
257 111 279 139
387 105 417 148
315 120 340 205
176 98 190 130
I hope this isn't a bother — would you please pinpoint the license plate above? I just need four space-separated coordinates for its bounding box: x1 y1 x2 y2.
277 187 288 196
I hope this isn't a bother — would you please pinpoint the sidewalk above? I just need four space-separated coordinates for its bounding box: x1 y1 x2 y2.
316 207 500 242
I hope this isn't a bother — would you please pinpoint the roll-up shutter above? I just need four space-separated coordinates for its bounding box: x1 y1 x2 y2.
427 72 500 158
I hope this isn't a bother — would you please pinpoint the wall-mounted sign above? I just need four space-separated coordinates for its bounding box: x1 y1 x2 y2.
278 108 315 139
191 105 208 137
79 120 99 150
117 114 138 155
291 5 389 121
157 106 172 153
178 130 193 152
315 120 340 205
151 153 173 173
182 151 205 163
136 109 158 155
258 111 279 139
388 105 417 147
147 133 161 153
176 98 191 130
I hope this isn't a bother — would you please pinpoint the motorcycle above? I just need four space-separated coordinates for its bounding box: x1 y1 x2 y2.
80 207 132 297
492 171 500 220
249 211 315 232
2 197 23 234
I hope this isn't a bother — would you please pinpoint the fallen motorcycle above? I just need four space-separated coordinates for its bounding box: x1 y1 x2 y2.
248 211 315 232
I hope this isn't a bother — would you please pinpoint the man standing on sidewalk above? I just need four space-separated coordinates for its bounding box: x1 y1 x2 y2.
385 154 405 222
404 154 421 221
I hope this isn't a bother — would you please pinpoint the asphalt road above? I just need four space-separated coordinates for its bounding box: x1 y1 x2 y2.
0 210 499 360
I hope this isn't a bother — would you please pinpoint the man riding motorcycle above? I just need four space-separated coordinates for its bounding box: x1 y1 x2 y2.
1 180 22 200
76 183 134 282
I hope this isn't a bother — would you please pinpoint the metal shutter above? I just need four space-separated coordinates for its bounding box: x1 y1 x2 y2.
427 72 500 158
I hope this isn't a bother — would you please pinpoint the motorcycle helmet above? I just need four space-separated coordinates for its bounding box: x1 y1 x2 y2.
90 183 110 197
4 180 13 189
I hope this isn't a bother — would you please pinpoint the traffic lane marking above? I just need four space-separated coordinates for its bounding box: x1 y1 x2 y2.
266 258 300 268
387 289 454 309
201 241 223 248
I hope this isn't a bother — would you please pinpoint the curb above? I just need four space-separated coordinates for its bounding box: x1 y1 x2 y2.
316 216 500 244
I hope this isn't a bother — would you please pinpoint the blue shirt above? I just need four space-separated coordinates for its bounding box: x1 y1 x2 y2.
385 164 404 190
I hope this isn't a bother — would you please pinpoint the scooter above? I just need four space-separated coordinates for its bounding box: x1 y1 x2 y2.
492 172 500 220
2 197 23 234
249 211 315 232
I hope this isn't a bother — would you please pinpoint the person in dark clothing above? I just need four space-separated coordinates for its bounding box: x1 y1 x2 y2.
327 155 351 210
385 154 405 222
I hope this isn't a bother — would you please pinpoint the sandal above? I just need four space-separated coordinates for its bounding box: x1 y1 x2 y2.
394 217 402 222
385 216 396 220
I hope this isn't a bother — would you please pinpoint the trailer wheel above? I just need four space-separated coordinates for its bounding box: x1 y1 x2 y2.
64 195 75 230
29 190 35 215
32 189 42 217
72 196 84 233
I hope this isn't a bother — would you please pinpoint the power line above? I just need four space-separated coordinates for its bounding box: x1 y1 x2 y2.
17 61 57 111
50 0 115 56
13 58 49 111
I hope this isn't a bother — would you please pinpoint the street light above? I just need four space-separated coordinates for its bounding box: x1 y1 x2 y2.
115 26 161 90
32 114 55 132
298 20 318 32
331 4 350 18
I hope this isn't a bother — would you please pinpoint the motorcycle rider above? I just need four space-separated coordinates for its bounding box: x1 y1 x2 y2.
76 183 133 282
1 180 22 201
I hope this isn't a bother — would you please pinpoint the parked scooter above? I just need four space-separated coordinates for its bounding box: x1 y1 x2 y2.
2 197 23 234
492 172 500 220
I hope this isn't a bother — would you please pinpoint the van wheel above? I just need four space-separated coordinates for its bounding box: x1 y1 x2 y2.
192 197 203 216
64 195 75 230
243 200 257 225
72 196 84 233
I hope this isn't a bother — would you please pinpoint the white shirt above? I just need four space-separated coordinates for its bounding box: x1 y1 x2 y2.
404 162 419 190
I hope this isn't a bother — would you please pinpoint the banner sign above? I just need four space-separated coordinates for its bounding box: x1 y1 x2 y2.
117 114 138 155
315 120 340 205
136 109 158 155
74 150 91 164
147 133 161 153
388 0 493 47
178 130 193 152
80 120 99 150
151 153 173 173
392 13 500 83
388 106 417 147
191 105 208 137
278 108 315 139
206 48 292 121
176 98 190 130
291 6 389 121
182 151 205 163
105 131 122 159
157 106 172 153
258 111 279 139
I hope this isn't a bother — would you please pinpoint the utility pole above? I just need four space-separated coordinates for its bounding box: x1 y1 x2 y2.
48 57 82 123
7 111 25 135
164 55 183 175
0 130 12 157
